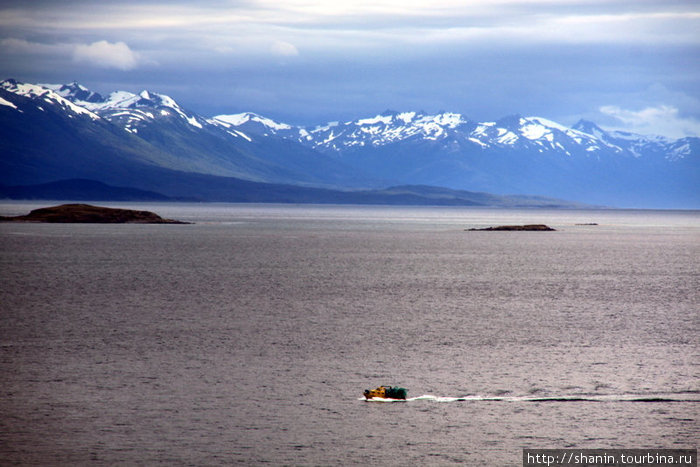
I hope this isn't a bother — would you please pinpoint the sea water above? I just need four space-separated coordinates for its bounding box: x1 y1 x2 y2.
1 203 698 465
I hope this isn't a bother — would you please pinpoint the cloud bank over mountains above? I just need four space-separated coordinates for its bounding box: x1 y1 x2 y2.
0 0 698 138
600 104 700 140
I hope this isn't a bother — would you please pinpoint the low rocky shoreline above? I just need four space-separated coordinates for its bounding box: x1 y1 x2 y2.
0 203 190 224
467 224 555 231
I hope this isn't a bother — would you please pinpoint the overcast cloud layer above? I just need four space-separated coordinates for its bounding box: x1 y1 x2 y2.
1 0 699 137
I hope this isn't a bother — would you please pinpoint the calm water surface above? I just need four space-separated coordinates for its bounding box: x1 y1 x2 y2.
1 203 698 465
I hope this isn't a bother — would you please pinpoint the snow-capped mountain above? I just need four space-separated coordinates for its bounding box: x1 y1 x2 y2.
571 120 696 161
211 108 697 206
298 111 611 155
89 90 209 134
212 112 292 136
298 111 474 151
2 79 101 121
0 79 370 190
42 81 105 105
1 79 697 207
0 79 181 189
44 82 211 134
223 108 694 162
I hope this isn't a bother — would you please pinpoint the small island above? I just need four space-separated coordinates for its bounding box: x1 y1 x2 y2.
0 203 190 224
467 224 555 231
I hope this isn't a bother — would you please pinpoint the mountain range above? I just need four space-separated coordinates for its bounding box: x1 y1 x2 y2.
1 79 697 208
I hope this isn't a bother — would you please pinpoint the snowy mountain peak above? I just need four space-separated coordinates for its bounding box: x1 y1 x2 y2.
100 91 138 109
355 113 395 125
42 81 105 104
2 78 698 208
128 90 181 111
523 116 571 133
495 114 524 128
395 111 416 123
51 86 207 131
4 78 695 175
36 83 185 117
351 111 468 129
212 112 292 132
292 110 475 151
288 110 636 156
1 79 100 120
572 119 606 136
431 112 467 128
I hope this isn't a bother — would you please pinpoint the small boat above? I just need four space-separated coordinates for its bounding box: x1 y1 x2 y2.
363 385 408 400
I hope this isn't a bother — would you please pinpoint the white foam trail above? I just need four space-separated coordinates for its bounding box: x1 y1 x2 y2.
360 392 700 403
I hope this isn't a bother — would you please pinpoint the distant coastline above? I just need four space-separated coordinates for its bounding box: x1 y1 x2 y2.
0 178 594 209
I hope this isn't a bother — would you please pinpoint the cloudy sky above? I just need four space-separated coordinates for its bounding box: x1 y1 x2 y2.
1 0 699 137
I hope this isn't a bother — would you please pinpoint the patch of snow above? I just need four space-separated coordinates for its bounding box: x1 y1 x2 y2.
525 116 570 133
311 121 339 133
110 110 139 118
397 111 416 123
433 112 464 128
255 115 291 130
554 142 571 155
422 122 445 140
214 112 291 130
214 113 253 126
0 96 17 109
108 110 155 123
157 93 178 108
667 143 690 161
186 115 202 128
109 90 139 104
521 122 547 140
39 83 61 91
496 129 518 144
321 130 342 144
226 129 252 142
362 125 383 136
468 137 488 148
235 130 252 141
82 90 138 111
472 122 495 138
357 114 393 125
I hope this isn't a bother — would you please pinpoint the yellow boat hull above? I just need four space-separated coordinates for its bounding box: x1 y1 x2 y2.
363 386 407 400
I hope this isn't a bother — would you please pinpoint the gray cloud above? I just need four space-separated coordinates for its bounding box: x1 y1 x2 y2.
73 41 140 70
1 0 699 137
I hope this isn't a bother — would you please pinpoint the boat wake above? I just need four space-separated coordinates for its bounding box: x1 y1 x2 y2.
361 392 700 403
